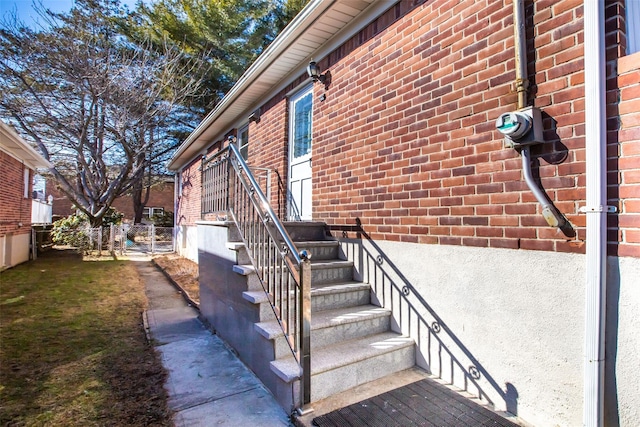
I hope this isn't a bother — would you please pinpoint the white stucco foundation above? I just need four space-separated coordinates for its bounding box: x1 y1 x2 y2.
1 232 31 270
175 225 199 262
336 238 639 427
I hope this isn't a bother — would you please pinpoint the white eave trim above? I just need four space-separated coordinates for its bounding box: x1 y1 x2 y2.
168 0 393 171
0 121 51 170
167 0 335 171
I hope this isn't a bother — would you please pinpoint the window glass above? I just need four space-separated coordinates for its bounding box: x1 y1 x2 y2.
238 125 249 160
293 92 313 158
23 169 30 198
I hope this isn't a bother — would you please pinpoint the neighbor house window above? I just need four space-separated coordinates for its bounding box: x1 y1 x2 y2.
23 168 30 198
238 124 249 160
144 207 164 218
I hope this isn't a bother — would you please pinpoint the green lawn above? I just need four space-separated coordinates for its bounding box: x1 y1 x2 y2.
0 249 171 426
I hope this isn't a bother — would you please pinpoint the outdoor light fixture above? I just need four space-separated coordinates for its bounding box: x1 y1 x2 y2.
248 108 261 123
307 61 327 84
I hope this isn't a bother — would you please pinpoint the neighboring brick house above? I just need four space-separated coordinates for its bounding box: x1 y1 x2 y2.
48 177 175 224
0 121 51 270
168 1 639 426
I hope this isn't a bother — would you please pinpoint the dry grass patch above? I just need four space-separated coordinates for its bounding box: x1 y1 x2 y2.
153 254 199 304
0 249 171 426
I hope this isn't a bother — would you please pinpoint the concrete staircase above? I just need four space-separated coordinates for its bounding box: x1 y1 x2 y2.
232 221 415 411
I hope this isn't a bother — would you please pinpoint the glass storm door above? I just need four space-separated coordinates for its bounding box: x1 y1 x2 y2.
288 86 313 220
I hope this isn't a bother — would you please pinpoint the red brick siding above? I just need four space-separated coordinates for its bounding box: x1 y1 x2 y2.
186 0 638 256
616 51 640 257
0 151 33 237
110 181 175 221
249 85 300 219
176 156 202 227
48 179 175 222
306 0 635 256
48 183 75 217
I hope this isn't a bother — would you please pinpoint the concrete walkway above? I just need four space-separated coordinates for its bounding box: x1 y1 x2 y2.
134 259 293 427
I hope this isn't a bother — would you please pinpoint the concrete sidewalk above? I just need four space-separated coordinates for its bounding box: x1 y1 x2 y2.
135 259 293 427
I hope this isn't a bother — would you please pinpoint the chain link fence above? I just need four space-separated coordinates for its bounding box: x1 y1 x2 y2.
49 224 174 255
119 224 173 254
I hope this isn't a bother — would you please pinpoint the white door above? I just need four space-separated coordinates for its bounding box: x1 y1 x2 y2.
288 86 313 220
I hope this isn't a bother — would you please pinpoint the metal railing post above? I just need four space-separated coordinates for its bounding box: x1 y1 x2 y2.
227 155 235 215
97 227 102 257
109 224 114 253
200 155 206 220
120 225 125 256
299 251 312 412
150 224 155 254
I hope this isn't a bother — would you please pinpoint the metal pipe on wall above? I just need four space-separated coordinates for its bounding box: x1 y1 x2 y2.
512 0 566 229
513 0 528 109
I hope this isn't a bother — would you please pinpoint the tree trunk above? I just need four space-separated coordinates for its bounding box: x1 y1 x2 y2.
132 164 152 224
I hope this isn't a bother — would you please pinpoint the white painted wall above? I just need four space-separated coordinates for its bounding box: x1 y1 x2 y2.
337 238 639 427
1 233 31 270
175 225 199 262
608 256 640 426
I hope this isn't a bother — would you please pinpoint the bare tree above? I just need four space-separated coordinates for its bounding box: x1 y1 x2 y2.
0 0 207 226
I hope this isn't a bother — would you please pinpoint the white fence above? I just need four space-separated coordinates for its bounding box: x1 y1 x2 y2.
31 199 52 224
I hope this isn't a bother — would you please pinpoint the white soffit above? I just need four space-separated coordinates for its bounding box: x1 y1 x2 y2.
168 0 386 171
0 121 51 170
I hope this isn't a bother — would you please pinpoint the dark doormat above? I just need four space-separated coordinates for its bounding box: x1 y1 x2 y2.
312 378 519 427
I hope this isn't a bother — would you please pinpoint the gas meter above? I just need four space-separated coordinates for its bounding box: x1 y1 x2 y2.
496 106 544 148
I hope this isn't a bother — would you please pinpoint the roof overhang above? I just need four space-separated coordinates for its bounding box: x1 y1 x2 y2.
168 0 392 171
0 121 51 170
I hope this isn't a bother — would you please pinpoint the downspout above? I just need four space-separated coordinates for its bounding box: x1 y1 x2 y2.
582 1 607 426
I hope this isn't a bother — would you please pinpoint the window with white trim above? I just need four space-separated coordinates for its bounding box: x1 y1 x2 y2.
23 168 30 198
143 207 164 218
238 124 249 160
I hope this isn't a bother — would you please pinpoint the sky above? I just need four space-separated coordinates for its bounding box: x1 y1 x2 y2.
1 0 141 27
2 1 77 26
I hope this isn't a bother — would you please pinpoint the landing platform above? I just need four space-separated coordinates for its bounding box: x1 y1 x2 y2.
295 368 522 427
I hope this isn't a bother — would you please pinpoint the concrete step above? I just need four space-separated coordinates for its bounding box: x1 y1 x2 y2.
234 259 354 287
271 332 415 403
241 280 371 324
242 281 369 312
310 260 354 285
283 221 330 242
255 305 392 359
228 240 341 263
294 240 341 261
311 281 371 311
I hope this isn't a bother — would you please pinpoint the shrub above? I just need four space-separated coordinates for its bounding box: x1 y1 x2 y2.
51 214 90 249
151 211 174 227
51 208 124 251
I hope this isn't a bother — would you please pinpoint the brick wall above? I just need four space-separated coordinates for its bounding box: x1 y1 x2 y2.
176 156 202 227
48 179 175 222
616 50 640 257
304 0 637 256
110 181 175 221
48 183 75 217
250 78 307 219
183 0 639 256
0 150 33 237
